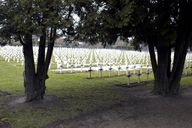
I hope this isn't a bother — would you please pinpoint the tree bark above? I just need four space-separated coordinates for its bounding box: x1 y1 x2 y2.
23 29 56 101
169 33 191 94
42 28 56 79
23 34 37 102
35 28 47 100
148 41 157 80
153 46 170 95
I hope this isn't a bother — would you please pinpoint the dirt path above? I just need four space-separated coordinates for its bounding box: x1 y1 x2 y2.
43 87 192 128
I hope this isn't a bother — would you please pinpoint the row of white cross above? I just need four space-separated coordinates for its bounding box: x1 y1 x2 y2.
52 47 151 70
0 46 192 75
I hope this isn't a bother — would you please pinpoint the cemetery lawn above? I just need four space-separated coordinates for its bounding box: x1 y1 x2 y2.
0 58 192 128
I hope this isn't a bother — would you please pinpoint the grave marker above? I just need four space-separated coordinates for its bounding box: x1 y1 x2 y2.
127 70 131 85
109 66 113 77
99 66 103 78
137 70 142 83
88 66 93 79
118 66 121 76
146 65 150 81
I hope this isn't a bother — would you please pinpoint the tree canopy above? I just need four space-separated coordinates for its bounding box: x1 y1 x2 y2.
74 0 137 46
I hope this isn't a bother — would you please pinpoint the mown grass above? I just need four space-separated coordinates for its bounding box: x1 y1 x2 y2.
0 58 191 128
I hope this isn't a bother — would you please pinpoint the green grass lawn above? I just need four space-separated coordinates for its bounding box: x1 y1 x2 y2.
0 58 191 128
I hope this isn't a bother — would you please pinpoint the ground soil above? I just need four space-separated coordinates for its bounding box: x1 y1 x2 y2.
0 91 10 96
0 91 11 128
43 86 192 128
0 120 11 128
2 84 192 128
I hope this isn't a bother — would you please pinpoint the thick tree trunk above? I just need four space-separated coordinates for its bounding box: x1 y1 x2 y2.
23 28 56 102
23 37 50 101
23 34 37 102
148 36 190 95
153 46 170 95
34 76 46 100
35 28 47 100
169 34 191 95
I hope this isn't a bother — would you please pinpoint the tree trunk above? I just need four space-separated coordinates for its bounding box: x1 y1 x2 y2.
33 76 46 100
153 46 170 95
148 41 157 80
23 32 50 101
23 34 37 102
148 35 191 96
35 28 47 100
169 34 191 95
